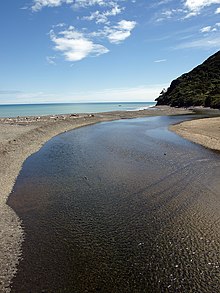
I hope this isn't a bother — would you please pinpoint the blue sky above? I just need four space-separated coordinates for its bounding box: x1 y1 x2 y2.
0 0 220 104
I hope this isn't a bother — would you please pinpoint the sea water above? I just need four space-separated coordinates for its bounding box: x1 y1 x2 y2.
0 102 155 118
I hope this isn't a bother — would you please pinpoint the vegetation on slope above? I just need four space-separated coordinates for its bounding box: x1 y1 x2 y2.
155 51 220 109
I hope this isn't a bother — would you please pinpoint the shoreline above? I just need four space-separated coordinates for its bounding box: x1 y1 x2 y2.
0 105 218 292
170 116 220 152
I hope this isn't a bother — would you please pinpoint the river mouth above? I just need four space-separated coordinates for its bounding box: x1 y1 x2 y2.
8 115 220 293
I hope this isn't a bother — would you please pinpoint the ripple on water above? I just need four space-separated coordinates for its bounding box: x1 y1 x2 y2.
8 116 220 293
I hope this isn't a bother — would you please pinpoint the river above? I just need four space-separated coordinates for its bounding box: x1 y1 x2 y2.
8 115 220 293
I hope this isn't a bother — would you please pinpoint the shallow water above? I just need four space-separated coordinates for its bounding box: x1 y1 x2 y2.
8 116 220 293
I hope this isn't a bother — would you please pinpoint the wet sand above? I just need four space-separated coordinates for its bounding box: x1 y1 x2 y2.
7 116 220 292
170 117 220 151
0 106 192 292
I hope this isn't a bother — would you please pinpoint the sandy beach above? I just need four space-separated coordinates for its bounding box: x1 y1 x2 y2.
170 117 220 152
0 105 219 292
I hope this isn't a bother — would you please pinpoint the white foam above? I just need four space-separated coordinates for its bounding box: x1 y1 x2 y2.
127 105 156 111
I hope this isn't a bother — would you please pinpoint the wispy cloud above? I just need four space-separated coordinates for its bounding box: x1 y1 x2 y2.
175 35 220 49
72 85 165 102
72 0 119 9
155 0 220 21
0 91 50 104
200 26 213 33
46 56 57 65
82 5 123 24
184 0 220 17
200 23 220 33
31 0 121 11
156 8 185 22
157 0 174 6
32 0 72 12
0 85 166 104
154 59 167 63
0 90 23 95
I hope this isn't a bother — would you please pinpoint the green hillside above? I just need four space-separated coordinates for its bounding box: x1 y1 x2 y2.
155 51 220 109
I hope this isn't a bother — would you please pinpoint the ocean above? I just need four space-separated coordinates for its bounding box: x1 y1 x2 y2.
0 102 155 118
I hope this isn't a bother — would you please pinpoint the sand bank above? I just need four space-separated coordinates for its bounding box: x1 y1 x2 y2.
170 117 220 151
0 105 206 292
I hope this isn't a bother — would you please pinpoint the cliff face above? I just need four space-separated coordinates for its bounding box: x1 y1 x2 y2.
155 51 220 109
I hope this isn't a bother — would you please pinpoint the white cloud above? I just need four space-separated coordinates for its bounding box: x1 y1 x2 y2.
162 9 184 18
118 20 136 31
73 0 108 9
50 27 109 61
157 0 174 5
200 26 212 32
200 23 220 32
106 20 137 44
32 0 73 11
52 23 66 28
107 30 131 43
156 0 220 19
155 8 186 22
82 5 123 24
154 59 167 63
32 0 121 11
162 10 173 17
49 19 136 62
32 0 136 62
184 0 220 16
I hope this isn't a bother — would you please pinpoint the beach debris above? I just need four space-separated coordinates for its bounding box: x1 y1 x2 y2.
84 176 88 180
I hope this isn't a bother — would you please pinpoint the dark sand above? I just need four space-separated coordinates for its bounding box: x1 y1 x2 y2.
0 106 193 292
7 116 220 293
